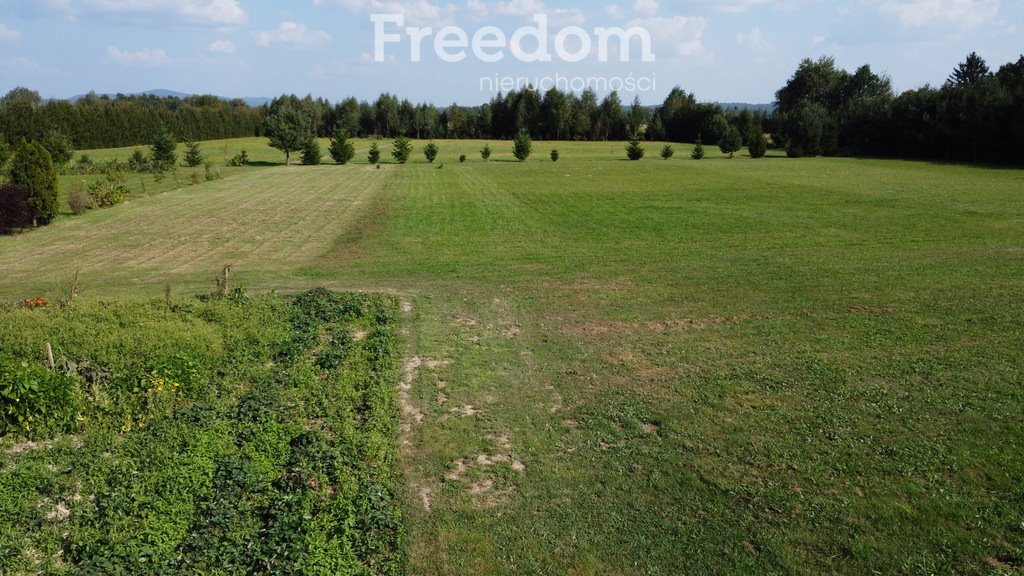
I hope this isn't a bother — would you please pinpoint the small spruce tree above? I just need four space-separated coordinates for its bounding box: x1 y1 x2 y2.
513 131 532 162
748 130 768 159
550 149 560 162
184 140 204 167
392 136 412 164
150 131 178 170
691 136 706 160
423 142 439 163
328 129 356 164
661 144 675 160
626 138 645 161
301 138 322 165
368 141 381 165
481 144 492 160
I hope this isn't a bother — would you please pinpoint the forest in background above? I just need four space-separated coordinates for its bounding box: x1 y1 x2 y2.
1 52 1022 164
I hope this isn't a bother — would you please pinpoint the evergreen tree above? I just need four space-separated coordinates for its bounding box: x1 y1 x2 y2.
513 131 532 161
9 140 58 226
150 131 178 170
328 129 355 164
264 105 311 165
423 142 439 163
42 129 74 167
184 140 204 167
719 126 742 158
748 129 768 158
481 143 492 160
392 136 413 163
660 144 675 160
367 141 381 165
948 52 991 87
0 139 10 171
691 136 706 160
626 138 645 161
550 149 560 162
301 138 322 165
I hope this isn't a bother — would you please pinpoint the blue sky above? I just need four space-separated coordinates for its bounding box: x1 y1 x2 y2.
0 0 1021 105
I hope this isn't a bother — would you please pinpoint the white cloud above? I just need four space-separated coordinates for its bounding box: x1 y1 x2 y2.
0 23 21 42
494 0 546 17
867 0 999 30
106 45 169 66
606 4 625 19
466 0 488 18
628 16 707 57
255 22 332 49
737 26 772 50
548 8 586 26
314 0 454 26
633 0 658 17
14 0 247 26
207 39 236 53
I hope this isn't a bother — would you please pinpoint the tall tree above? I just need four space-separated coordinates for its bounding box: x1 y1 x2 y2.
264 105 312 165
8 140 58 227
948 52 991 87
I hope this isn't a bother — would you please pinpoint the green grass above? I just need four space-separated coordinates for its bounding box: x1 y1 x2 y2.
0 290 402 574
2 138 1024 574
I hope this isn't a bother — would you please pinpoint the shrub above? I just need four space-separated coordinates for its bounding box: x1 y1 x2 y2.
626 139 645 161
68 182 91 215
661 145 675 160
88 170 130 208
459 154 467 163
127 149 149 172
423 142 439 163
513 131 532 162
301 139 322 165
480 144 492 161
204 162 219 181
392 137 412 164
190 172 202 185
550 149 560 162
227 149 249 167
328 130 355 164
0 184 33 232
0 359 80 437
74 153 94 175
368 142 381 165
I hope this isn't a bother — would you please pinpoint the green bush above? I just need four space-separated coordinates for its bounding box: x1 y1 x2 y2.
661 144 675 160
9 139 58 226
301 138 322 166
0 359 80 437
88 171 130 208
550 149 560 162
68 182 91 215
480 144 492 160
626 139 645 161
227 149 249 167
423 142 439 163
368 142 381 165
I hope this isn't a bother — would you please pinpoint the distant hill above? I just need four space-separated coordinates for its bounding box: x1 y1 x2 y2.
68 89 271 108
717 102 776 114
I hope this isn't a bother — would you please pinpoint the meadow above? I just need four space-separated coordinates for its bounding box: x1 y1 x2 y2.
2 138 1023 574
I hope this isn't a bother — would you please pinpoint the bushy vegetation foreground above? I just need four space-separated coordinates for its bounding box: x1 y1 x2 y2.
0 289 402 575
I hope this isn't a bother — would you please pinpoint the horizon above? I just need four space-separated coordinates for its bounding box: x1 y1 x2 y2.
1 1 1022 106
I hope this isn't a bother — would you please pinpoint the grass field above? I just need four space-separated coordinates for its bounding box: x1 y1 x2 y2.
2 138 1024 574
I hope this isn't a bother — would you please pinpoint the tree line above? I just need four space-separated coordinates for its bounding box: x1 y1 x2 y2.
1 52 1022 166
774 52 1024 163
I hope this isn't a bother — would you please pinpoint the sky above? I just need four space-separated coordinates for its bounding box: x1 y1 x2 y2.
0 0 1021 106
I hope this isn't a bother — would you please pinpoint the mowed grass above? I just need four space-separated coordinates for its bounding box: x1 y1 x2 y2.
3 138 1024 574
